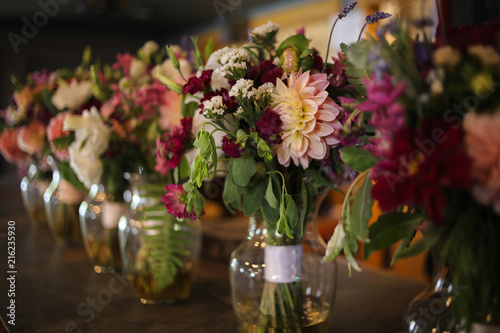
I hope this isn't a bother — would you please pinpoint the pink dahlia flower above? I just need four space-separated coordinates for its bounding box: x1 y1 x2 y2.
271 71 343 168
464 112 500 213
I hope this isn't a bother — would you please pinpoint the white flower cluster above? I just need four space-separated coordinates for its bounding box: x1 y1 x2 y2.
202 95 226 117
251 21 280 36
229 79 275 101
215 48 250 78
229 79 255 99
254 82 275 99
234 106 244 116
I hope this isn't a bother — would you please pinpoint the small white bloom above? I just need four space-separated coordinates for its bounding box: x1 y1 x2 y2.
234 106 244 116
202 95 226 117
52 80 92 111
251 21 280 36
214 48 250 78
433 46 461 67
229 79 255 99
141 41 159 57
256 82 275 99
205 47 231 90
129 59 148 80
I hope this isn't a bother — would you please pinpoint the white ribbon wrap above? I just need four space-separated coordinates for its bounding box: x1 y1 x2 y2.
264 244 302 283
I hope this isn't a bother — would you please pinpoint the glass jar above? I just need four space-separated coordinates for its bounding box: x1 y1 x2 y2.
79 184 127 273
403 249 453 333
20 163 50 226
230 191 337 332
119 173 201 305
44 156 86 244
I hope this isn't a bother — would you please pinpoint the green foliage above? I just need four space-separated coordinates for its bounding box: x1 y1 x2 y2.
190 36 204 70
137 189 195 293
181 95 198 118
156 73 183 94
349 174 373 242
56 160 87 192
363 212 423 259
340 147 379 172
231 153 257 187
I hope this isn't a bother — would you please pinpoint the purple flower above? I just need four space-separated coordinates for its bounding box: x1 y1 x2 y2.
338 2 357 19
366 12 392 24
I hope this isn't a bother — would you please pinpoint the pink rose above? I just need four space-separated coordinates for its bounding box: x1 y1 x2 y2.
0 128 28 164
17 122 46 155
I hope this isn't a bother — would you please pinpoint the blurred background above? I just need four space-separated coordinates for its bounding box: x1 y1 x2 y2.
0 0 498 282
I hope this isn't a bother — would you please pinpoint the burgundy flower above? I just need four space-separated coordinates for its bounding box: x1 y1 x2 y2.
255 109 283 144
182 70 213 95
370 120 471 226
156 117 193 173
162 184 197 219
221 135 244 158
245 59 283 86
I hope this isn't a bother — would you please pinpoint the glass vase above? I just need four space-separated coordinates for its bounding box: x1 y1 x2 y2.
44 156 86 245
20 163 50 226
119 173 202 305
229 191 337 332
79 184 127 273
403 249 453 333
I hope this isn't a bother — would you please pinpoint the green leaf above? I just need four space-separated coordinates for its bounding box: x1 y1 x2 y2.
304 168 344 194
324 223 346 261
181 95 198 118
350 174 374 242
157 73 183 94
265 175 279 209
243 180 265 216
340 147 378 172
261 197 279 224
364 212 423 259
394 230 441 261
232 153 257 187
204 38 214 63
190 36 204 69
391 232 416 266
178 157 190 182
276 34 309 56
257 139 272 161
284 194 298 229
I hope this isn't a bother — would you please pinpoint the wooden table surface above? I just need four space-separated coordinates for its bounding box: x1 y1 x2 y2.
0 173 425 333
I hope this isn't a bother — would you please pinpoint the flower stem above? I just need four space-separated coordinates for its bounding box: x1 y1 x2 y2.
322 18 339 73
357 22 368 42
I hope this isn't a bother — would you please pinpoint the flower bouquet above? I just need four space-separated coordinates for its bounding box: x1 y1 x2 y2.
0 69 57 225
89 41 203 302
325 18 500 333
58 41 194 273
166 11 369 328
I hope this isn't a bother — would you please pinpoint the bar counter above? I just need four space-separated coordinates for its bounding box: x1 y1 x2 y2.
0 174 424 333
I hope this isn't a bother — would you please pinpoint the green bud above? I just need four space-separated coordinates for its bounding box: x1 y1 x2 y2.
166 45 180 70
280 47 300 74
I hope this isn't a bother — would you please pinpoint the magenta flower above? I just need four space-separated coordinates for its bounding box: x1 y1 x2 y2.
156 117 193 173
162 184 197 219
